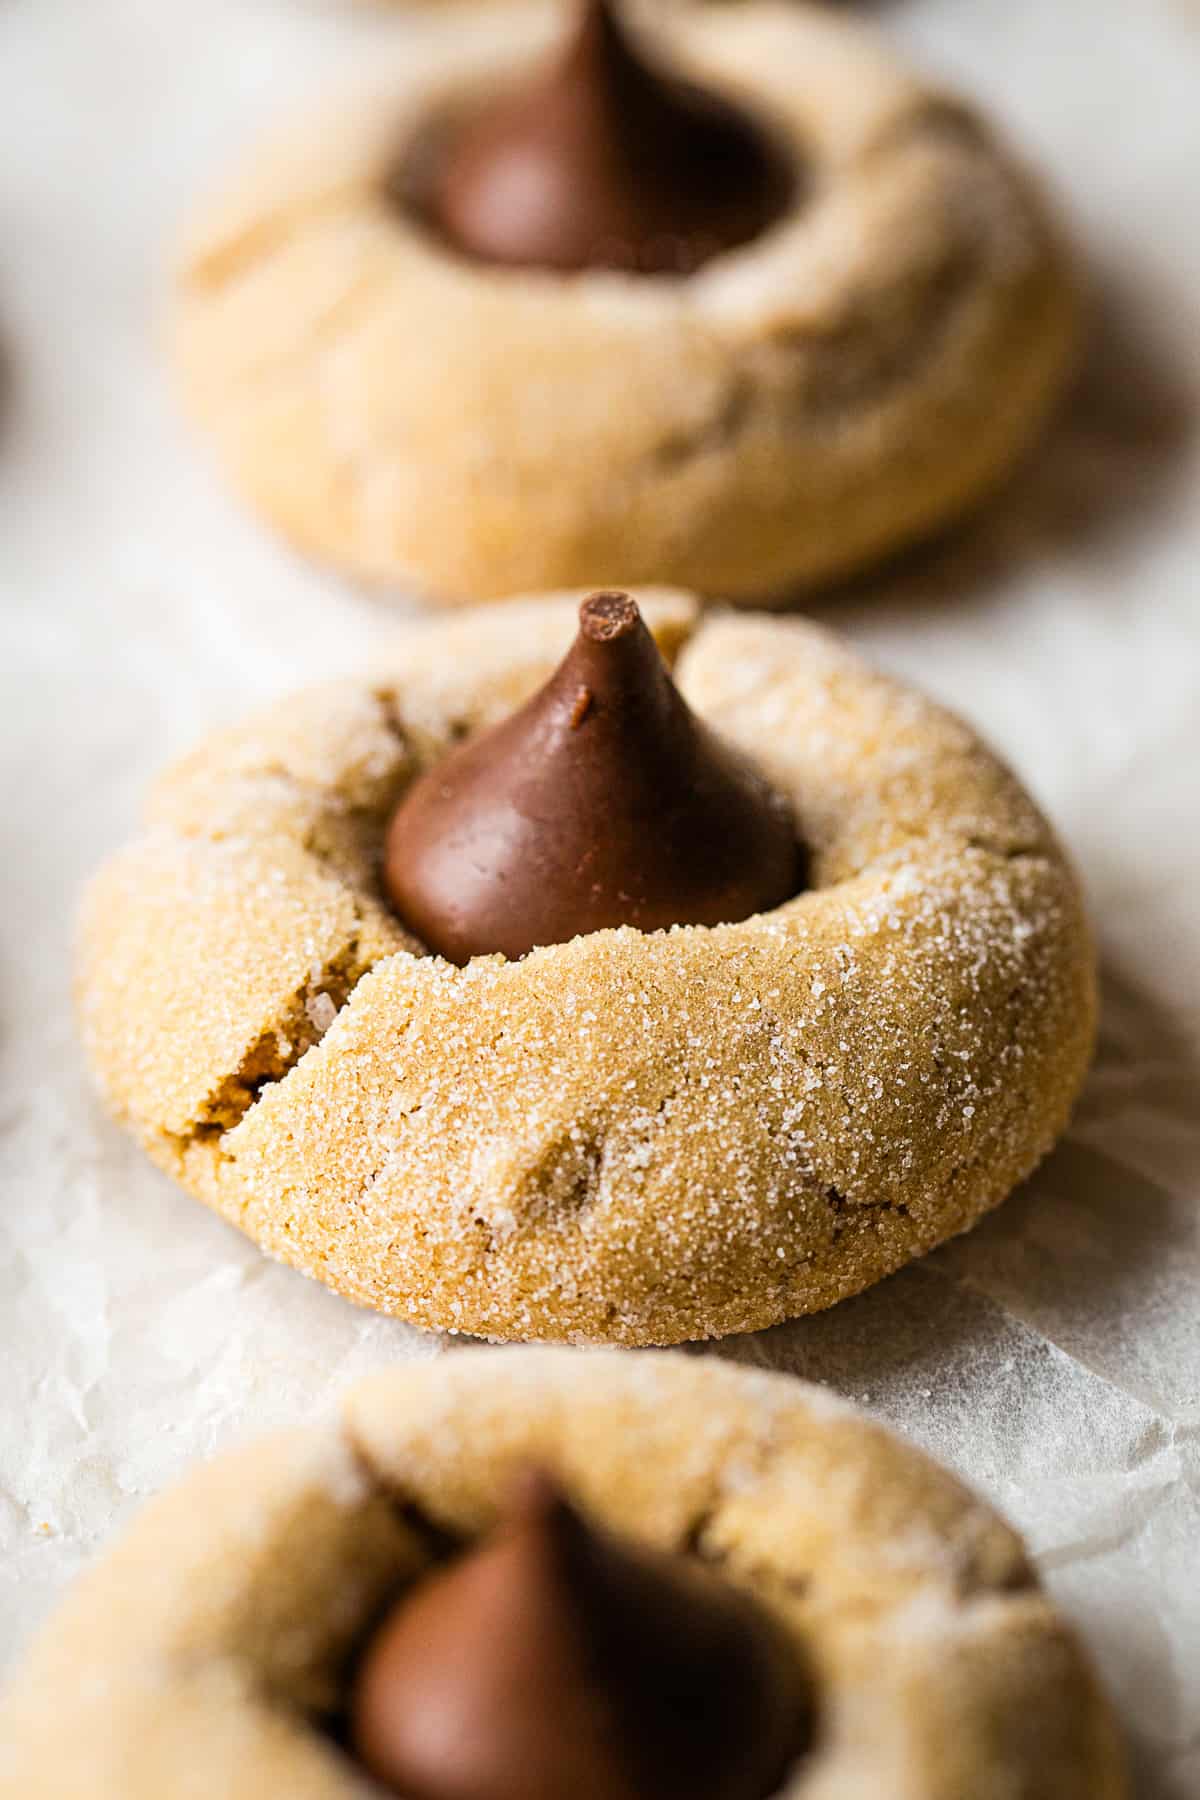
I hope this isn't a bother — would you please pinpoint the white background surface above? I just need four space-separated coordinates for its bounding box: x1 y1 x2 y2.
1 0 1197 1792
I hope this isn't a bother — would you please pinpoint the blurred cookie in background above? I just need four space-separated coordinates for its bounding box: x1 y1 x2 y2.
169 0 1081 605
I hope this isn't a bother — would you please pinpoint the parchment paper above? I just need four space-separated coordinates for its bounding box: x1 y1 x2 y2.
1 0 1197 1791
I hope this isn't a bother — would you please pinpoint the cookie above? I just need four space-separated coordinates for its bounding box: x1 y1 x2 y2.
170 2 1080 603
75 593 1096 1345
0 1351 1125 1797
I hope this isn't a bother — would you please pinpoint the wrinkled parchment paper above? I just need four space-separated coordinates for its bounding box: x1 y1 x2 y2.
1 0 1197 1790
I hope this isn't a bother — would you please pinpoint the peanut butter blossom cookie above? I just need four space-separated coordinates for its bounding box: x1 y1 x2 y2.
171 0 1080 603
0 1353 1125 1797
76 591 1096 1345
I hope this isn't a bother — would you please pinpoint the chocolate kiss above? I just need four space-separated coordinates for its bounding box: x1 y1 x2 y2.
418 0 794 276
383 591 804 963
348 1474 808 1800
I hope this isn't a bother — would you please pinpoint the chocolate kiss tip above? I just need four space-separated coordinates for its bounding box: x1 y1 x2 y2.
383 591 805 963
580 588 641 641
411 0 794 276
517 1459 571 1502
348 1475 810 1800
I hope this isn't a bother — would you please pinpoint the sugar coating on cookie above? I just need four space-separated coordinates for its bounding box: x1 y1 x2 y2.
75 593 1096 1346
170 3 1080 603
0 1352 1126 1797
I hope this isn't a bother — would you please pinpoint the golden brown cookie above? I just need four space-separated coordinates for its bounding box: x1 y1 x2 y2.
75 594 1096 1345
170 2 1080 603
0 1351 1125 1798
